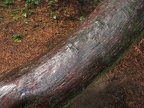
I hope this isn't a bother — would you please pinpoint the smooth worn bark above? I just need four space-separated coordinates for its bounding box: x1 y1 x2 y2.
0 0 144 108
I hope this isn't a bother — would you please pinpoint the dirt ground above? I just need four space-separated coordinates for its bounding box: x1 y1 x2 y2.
68 37 144 108
0 1 144 108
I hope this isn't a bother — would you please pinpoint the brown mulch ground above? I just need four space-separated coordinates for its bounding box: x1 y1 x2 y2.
68 37 144 108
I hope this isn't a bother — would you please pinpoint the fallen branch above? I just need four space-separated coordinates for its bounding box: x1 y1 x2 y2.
0 0 144 108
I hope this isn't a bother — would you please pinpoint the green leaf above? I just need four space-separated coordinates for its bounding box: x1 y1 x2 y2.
14 39 22 42
12 34 22 42
53 15 57 20
12 34 22 39
48 0 55 5
11 10 18 14
23 13 28 18
34 0 39 5
80 16 85 21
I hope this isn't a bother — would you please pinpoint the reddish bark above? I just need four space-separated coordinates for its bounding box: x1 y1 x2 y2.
0 0 144 108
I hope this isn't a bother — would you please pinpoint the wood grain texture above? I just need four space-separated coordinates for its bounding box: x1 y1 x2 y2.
0 0 144 108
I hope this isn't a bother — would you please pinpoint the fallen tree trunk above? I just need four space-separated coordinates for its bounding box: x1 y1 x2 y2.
0 0 144 108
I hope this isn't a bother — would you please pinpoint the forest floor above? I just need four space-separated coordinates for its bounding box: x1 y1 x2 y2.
0 0 144 108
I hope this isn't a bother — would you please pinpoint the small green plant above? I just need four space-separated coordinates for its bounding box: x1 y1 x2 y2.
19 8 25 13
12 34 22 42
48 0 55 5
23 9 34 18
3 0 15 7
11 9 18 14
79 16 85 21
49 11 57 20
10 8 25 15
25 0 40 7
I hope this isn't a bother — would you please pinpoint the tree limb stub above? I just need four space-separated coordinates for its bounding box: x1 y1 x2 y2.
0 0 144 108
